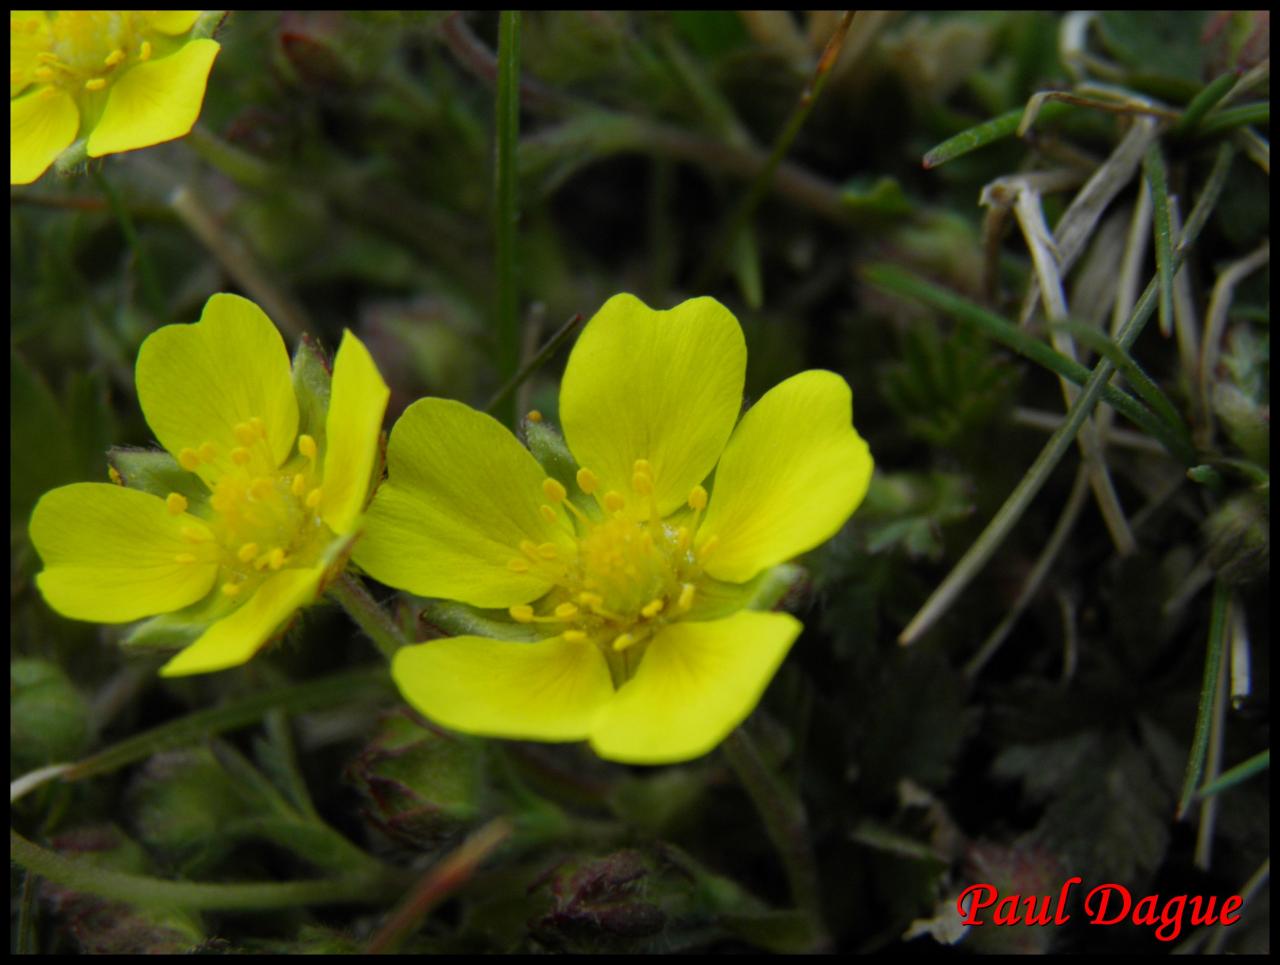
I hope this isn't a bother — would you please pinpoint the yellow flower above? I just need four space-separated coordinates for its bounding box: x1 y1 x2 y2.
10 11 221 185
355 294 873 764
29 293 390 676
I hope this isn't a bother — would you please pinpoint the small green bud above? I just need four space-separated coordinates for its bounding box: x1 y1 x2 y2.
10 659 90 775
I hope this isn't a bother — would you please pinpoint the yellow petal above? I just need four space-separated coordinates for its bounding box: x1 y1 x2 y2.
560 294 745 518
10 12 52 98
319 330 389 535
10 88 79 185
698 370 873 583
136 293 299 481
30 482 218 622
589 611 802 764
159 566 324 676
140 11 202 35
392 634 614 741
86 38 219 157
353 398 567 608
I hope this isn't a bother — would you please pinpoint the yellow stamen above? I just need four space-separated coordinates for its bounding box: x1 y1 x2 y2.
527 410 543 422
576 467 598 494
292 473 308 497
688 485 708 511
298 434 317 460
249 478 274 501
248 416 266 438
677 526 690 551
165 492 188 515
238 542 260 563
83 77 107 92
641 598 665 619
554 602 579 619
108 465 123 485
677 583 696 612
603 491 626 513
538 542 560 560
612 632 636 652
508 558 530 573
268 547 287 570
234 421 258 446
181 525 209 543
542 478 567 503
139 40 152 61
539 504 559 524
104 48 125 67
633 458 652 477
231 446 251 465
632 471 652 496
509 604 534 622
221 581 243 597
198 442 218 463
305 487 323 509
34 66 54 81
178 448 201 471
578 591 603 608
562 630 587 643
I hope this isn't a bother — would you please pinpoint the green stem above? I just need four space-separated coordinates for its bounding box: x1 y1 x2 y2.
1174 72 1238 136
329 573 409 660
1195 102 1269 137
484 312 584 416
63 669 391 781
10 829 408 911
493 10 522 427
185 126 278 190
92 167 165 317
1177 581 1231 819
721 729 828 950
693 11 854 292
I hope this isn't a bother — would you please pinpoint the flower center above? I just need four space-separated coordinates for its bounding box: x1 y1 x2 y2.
17 12 154 96
507 460 717 681
170 420 332 599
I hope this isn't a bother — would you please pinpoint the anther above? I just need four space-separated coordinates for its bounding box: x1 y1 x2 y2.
108 465 123 485
562 630 587 643
238 542 259 563
248 416 266 438
677 526 690 551
603 491 626 513
234 421 258 446
292 473 307 497
537 542 560 560
527 410 543 422
688 485 708 511
178 448 201 471
34 66 54 81
641 598 665 619
181 525 209 543
268 547 287 570
298 434 317 460
542 478 567 503
508 558 530 573
632 472 653 496
519 539 540 558
509 604 534 622
221 581 243 597
84 77 107 91
612 633 636 653
305 488 323 509
539 504 559 524
576 468 598 494
578 591 604 608
677 583 696 612
231 446 251 465
249 478 274 502
173 553 197 564
165 492 188 515
139 40 152 61
198 442 218 463
104 48 125 67
633 458 652 476
554 602 579 619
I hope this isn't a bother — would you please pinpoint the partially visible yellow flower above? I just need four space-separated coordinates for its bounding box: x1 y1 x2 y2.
355 293 873 765
10 11 220 185
29 293 390 676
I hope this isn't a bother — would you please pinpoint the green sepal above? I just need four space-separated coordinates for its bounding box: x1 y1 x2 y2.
417 598 543 642
524 417 579 493
107 447 208 505
123 591 231 652
291 333 332 453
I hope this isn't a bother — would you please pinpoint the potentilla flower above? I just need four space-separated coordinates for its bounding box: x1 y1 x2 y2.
29 293 390 676
10 11 221 185
354 294 873 764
